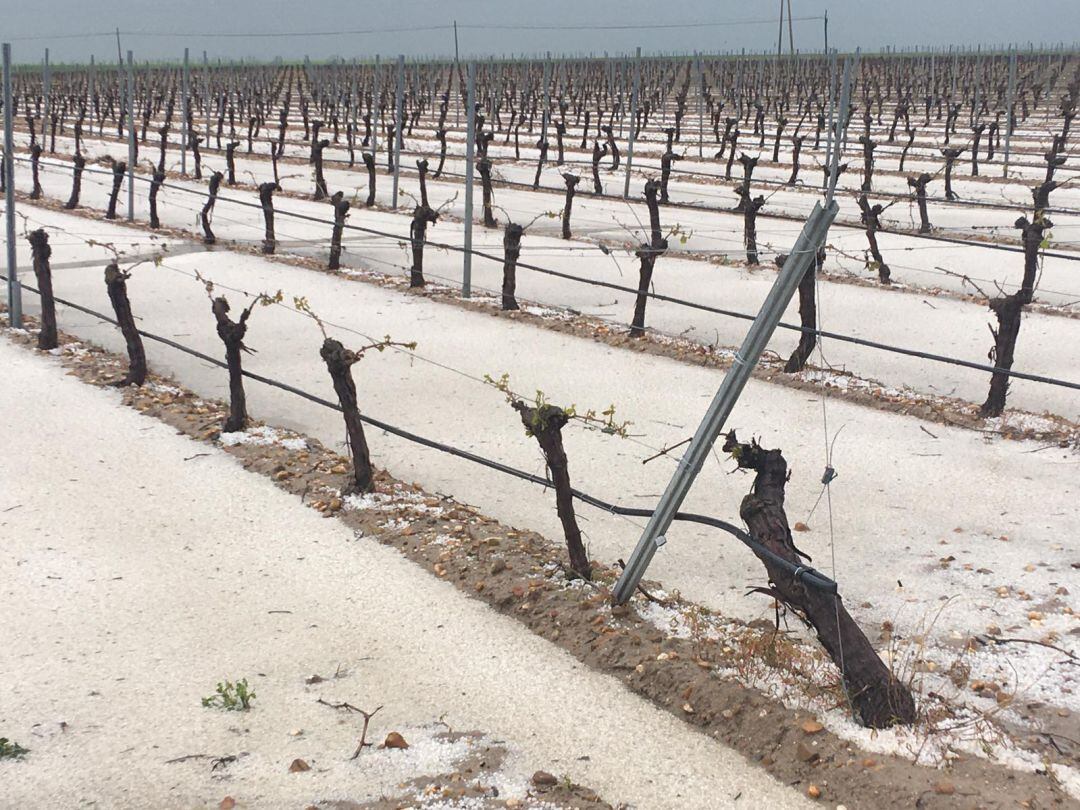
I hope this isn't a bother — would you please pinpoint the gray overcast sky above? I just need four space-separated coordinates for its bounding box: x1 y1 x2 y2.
4 0 1079 64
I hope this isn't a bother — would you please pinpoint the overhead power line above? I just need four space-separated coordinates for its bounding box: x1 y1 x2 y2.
6 17 823 42
457 18 824 32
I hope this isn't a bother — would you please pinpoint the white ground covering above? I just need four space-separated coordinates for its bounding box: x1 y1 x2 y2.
12 148 1080 418
3 206 1076 719
0 340 810 810
24 128 1080 306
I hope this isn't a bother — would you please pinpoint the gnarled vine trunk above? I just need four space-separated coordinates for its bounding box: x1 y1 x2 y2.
104 262 147 386
501 222 524 311
723 433 917 729
211 295 253 433
320 338 375 494
513 401 591 580
28 229 58 350
201 171 224 244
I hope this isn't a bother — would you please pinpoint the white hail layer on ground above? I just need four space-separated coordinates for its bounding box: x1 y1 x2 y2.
0 339 810 809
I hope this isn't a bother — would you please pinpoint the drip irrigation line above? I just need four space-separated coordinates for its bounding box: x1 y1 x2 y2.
14 155 1080 392
149 254 683 468
15 125 1080 255
1 271 838 594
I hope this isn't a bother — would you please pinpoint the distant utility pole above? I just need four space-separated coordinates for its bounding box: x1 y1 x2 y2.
824 9 829 53
787 0 795 54
453 20 460 64
777 0 784 58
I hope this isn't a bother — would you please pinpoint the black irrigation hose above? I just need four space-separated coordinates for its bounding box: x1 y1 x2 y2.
380 144 1080 218
14 131 1080 256
126 118 1080 212
16 155 1080 393
3 272 838 594
396 160 1080 262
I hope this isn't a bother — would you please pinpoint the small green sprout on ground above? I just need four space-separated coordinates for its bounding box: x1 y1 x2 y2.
202 679 256 711
0 737 29 760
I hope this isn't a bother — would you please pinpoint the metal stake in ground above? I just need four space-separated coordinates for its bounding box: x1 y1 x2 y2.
181 47 189 175
1002 49 1017 178
371 54 380 160
622 46 641 200
391 54 404 209
3 42 19 327
612 198 839 604
462 62 476 298
126 50 136 221
696 54 703 159
42 49 50 153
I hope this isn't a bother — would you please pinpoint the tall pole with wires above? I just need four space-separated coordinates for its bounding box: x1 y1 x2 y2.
777 0 785 58
787 0 795 55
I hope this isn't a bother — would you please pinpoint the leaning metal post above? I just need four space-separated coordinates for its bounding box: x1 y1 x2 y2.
611 199 838 604
612 58 853 606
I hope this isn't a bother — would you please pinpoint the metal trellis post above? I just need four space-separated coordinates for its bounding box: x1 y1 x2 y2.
696 54 703 159
181 47 189 174
126 50 136 221
1002 49 1017 178
372 54 380 160
391 54 404 209
463 62 476 298
202 51 210 149
623 46 641 199
3 43 20 327
42 48 50 153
